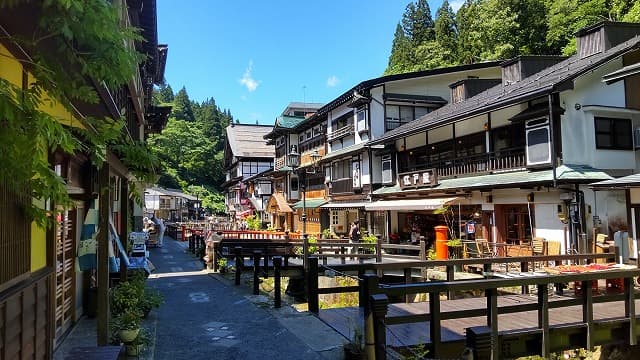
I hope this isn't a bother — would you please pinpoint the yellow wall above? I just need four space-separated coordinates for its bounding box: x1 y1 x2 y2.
1 43 82 271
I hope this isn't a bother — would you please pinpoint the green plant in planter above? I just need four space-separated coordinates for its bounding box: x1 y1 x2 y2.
126 328 151 356
217 257 228 272
321 228 336 239
140 289 163 318
118 308 143 331
294 235 318 255
344 324 365 359
110 276 144 316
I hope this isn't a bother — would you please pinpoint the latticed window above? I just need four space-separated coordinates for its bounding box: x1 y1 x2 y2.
0 185 31 291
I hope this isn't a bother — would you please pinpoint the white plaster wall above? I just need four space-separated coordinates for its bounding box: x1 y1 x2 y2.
428 125 453 143
631 188 640 204
370 86 385 139
362 151 371 186
560 57 637 168
405 132 425 150
455 115 486 137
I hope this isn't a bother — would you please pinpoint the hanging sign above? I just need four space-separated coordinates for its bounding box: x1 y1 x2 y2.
466 221 476 234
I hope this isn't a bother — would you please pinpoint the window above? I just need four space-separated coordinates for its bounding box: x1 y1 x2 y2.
382 155 392 183
241 161 273 178
595 117 632 150
290 177 299 192
356 106 367 132
160 198 171 209
385 105 430 132
331 159 351 180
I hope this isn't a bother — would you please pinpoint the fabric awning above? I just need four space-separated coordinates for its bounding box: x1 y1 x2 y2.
320 201 367 210
292 198 327 209
266 192 293 213
365 197 459 211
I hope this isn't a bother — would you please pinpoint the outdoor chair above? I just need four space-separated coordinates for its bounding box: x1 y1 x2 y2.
475 238 496 258
531 237 547 269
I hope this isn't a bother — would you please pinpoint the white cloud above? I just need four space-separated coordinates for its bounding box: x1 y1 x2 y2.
450 0 464 12
239 61 259 92
326 75 339 88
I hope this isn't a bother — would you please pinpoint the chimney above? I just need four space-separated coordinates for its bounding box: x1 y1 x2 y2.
449 78 501 104
575 21 640 59
501 55 567 86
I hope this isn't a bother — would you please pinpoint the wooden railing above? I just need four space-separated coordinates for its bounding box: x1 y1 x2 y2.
413 147 527 179
326 124 354 142
329 178 353 194
306 252 634 359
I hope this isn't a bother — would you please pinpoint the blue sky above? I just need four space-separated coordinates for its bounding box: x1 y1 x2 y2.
157 1 461 125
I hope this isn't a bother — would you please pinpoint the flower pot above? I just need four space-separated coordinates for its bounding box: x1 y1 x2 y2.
118 328 140 343
126 344 142 356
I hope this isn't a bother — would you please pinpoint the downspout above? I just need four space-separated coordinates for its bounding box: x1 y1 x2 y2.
548 93 557 188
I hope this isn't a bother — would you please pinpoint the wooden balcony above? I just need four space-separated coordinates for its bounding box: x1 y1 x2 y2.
329 178 353 194
434 147 526 178
327 124 354 142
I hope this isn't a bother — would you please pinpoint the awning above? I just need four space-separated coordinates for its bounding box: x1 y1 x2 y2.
509 103 564 122
266 192 293 213
292 198 327 209
591 174 640 189
321 142 366 162
320 201 367 210
365 197 459 211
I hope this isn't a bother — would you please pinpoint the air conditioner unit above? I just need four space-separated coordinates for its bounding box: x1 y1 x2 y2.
634 127 640 149
525 117 551 166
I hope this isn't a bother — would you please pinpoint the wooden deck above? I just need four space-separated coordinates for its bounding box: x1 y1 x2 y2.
318 291 640 347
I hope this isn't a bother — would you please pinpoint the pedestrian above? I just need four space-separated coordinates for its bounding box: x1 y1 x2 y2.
151 214 165 247
350 220 361 242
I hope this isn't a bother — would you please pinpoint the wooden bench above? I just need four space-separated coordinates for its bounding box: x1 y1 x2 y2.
65 345 124 360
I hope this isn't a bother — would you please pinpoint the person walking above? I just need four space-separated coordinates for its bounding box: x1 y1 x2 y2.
151 214 165 247
349 220 361 242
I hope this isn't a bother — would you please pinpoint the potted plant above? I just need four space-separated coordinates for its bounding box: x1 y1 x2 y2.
116 308 143 342
140 288 163 318
447 238 463 259
126 328 150 356
361 233 377 254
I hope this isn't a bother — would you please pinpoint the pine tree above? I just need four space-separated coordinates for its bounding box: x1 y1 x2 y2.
434 0 458 64
171 86 196 122
401 0 435 45
384 23 413 75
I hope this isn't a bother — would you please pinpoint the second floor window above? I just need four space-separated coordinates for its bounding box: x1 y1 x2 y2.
241 161 273 178
385 105 430 132
595 117 632 150
331 159 351 180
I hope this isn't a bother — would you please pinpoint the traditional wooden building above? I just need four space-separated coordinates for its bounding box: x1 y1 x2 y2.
370 21 640 257
0 0 168 356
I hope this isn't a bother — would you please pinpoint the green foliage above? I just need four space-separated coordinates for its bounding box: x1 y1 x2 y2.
217 257 228 271
245 214 262 230
0 0 156 227
295 235 318 255
385 0 640 73
361 233 378 244
321 228 336 239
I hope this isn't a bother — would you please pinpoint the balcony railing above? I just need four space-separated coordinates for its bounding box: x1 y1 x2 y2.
329 178 353 194
435 147 526 178
400 147 527 179
327 124 354 142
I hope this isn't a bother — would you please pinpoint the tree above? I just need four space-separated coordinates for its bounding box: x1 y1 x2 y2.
385 23 413 75
402 0 436 44
456 0 483 64
171 86 196 122
434 0 458 64
155 84 174 104
546 0 609 55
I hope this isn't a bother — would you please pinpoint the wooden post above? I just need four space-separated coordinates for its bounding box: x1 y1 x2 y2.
582 280 594 350
404 268 412 303
97 163 109 346
362 274 379 360
303 234 309 271
341 246 346 264
273 256 282 309
375 235 382 263
625 276 636 345
307 256 319 313
521 261 529 294
370 294 388 360
119 177 128 282
420 240 427 280
429 291 442 357
234 246 242 286
486 288 499 359
253 251 261 295
537 283 550 357
446 265 455 300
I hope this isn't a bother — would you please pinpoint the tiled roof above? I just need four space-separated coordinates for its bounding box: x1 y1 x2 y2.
373 165 612 196
226 124 274 159
372 36 640 144
277 115 306 129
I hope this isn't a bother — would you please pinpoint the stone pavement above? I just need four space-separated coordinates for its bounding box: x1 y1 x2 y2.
54 236 347 359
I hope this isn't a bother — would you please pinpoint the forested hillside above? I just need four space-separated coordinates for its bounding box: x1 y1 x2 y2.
385 0 640 75
148 85 233 214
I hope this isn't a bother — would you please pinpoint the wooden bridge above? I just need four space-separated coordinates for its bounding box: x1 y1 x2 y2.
306 255 640 359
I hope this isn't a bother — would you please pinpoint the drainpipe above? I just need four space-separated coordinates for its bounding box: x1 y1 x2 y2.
548 94 557 188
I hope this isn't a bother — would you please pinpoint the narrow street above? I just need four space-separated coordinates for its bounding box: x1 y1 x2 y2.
143 236 345 360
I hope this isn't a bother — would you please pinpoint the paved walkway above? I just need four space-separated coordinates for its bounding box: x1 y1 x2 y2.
54 237 346 359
